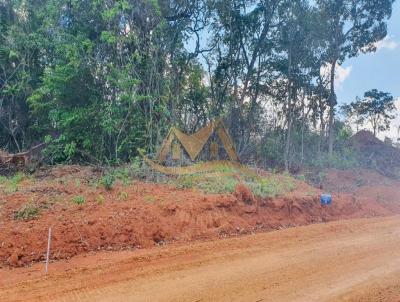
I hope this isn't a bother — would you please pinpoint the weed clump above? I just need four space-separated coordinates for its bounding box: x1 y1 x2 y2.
118 191 128 201
176 173 237 194
72 195 85 205
97 194 105 205
100 174 115 190
0 173 25 193
144 195 156 203
247 175 296 198
14 203 39 220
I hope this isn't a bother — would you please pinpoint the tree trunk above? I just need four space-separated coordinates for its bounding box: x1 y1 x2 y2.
285 118 292 172
318 97 325 154
300 92 310 165
284 37 293 172
372 119 377 137
328 104 335 155
328 60 337 155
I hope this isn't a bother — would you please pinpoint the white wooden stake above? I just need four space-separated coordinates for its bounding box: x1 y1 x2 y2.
45 227 52 274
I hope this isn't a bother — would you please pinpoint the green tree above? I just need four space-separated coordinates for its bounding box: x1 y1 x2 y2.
346 89 396 137
317 0 395 154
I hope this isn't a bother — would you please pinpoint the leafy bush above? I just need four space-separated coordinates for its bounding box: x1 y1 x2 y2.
130 157 147 179
102 158 147 188
112 167 131 186
43 135 78 164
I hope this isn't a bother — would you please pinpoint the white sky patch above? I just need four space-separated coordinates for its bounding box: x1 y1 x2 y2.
320 63 352 90
375 36 399 52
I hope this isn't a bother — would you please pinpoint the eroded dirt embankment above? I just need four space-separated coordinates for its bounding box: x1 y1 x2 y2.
1 216 400 302
1 165 399 268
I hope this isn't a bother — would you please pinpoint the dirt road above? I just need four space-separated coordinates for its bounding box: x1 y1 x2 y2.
1 216 400 302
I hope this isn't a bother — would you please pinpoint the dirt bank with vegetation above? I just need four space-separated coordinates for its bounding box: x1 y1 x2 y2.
1 165 399 268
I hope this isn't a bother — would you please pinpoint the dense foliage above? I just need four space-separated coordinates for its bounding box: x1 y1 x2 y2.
0 0 396 169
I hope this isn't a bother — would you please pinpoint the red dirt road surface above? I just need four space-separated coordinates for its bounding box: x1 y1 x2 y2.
1 216 400 302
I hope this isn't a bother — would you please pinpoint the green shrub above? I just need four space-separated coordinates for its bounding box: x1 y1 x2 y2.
72 195 85 204
111 167 130 185
100 174 115 190
130 157 147 179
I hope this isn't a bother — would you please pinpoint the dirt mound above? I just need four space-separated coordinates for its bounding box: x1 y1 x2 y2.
351 130 400 178
351 130 383 146
321 168 396 193
1 165 399 268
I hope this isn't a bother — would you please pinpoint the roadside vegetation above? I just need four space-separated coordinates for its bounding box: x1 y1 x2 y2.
173 163 296 198
13 202 40 221
0 173 26 194
0 0 397 174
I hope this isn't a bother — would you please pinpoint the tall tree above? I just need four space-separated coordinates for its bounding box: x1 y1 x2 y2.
207 0 283 157
317 0 395 154
276 0 323 171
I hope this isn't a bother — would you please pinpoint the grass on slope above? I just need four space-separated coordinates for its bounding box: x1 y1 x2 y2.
171 162 296 198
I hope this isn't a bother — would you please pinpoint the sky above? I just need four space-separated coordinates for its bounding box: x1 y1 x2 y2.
336 1 400 104
335 1 400 139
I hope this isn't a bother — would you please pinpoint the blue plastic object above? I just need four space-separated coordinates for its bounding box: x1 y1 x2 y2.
320 193 332 205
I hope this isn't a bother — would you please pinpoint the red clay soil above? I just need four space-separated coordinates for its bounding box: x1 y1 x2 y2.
0 166 399 268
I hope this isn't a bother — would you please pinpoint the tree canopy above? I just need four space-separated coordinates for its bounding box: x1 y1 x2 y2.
343 89 396 137
0 0 396 168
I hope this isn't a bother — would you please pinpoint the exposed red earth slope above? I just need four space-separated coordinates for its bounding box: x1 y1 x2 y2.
1 165 399 268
